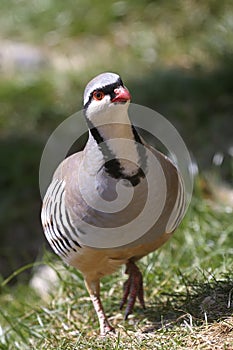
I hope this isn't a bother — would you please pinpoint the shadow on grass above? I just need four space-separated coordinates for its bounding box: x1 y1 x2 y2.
140 275 233 332
0 136 45 280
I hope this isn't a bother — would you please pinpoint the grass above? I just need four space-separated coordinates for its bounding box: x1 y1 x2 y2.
0 190 232 349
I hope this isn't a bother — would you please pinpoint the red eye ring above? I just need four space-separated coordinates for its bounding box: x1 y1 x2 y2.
93 91 105 101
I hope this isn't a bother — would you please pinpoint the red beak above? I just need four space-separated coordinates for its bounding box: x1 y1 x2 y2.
111 86 131 103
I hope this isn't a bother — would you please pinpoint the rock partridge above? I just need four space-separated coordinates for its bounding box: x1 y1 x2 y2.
41 72 185 335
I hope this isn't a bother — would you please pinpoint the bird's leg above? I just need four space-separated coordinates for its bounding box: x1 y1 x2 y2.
84 278 114 336
120 261 145 320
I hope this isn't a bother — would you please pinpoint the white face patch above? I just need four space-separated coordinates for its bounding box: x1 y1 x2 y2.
86 92 130 120
85 94 112 121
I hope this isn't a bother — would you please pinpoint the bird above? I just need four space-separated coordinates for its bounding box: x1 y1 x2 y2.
41 72 186 336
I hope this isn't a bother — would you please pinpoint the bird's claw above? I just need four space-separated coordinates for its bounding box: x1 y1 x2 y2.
119 261 145 319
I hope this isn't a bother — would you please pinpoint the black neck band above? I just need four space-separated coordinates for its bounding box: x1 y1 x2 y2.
85 118 146 186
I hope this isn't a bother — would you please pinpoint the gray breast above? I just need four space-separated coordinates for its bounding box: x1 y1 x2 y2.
63 149 183 250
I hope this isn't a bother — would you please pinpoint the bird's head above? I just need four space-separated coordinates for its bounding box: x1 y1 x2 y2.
83 72 131 124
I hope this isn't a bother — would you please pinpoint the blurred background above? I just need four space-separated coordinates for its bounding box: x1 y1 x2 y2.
0 0 232 280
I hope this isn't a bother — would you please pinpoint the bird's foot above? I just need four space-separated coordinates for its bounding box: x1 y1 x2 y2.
100 321 115 337
119 261 145 319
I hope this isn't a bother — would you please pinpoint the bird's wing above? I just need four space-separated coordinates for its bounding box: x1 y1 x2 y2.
41 152 85 259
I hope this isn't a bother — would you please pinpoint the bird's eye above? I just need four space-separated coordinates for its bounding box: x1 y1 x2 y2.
93 91 105 101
